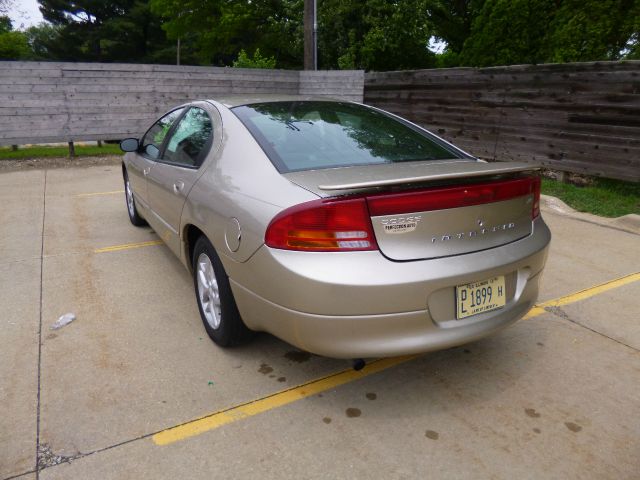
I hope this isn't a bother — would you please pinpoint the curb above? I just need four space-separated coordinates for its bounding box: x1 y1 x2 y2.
541 194 640 235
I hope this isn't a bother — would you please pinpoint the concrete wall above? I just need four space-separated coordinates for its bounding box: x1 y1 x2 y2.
299 70 364 103
0 62 364 146
365 61 640 182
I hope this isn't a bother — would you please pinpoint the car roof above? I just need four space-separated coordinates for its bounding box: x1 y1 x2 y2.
205 94 349 108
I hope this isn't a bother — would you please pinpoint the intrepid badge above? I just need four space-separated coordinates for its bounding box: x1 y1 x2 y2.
431 222 516 243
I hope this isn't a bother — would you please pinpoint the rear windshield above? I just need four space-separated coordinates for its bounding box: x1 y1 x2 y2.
232 101 465 173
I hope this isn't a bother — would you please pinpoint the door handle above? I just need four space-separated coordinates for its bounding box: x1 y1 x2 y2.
173 181 185 194
143 167 150 176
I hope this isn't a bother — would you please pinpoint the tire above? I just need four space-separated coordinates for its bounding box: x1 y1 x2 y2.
192 235 252 347
123 170 146 226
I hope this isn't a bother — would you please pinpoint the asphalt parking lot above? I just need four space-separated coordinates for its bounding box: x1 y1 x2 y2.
1 164 639 480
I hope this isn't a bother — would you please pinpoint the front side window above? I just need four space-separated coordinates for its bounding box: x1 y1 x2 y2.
232 101 465 172
141 108 185 159
163 107 213 167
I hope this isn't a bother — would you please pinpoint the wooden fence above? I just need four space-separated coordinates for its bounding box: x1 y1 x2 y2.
0 62 363 146
365 61 640 182
1 60 638 182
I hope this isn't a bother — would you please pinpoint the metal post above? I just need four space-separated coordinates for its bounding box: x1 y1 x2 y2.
304 0 313 70
68 141 76 157
313 0 318 70
177 38 181 66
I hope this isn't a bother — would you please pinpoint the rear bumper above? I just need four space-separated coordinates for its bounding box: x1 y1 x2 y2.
227 217 550 358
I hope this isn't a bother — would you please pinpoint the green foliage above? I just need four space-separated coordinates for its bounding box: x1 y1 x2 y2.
457 0 640 67
0 15 11 33
233 48 276 68
459 0 556 66
150 0 303 67
428 0 485 53
434 50 461 68
1 0 636 69
37 0 186 63
149 0 438 70
0 30 31 59
0 144 123 160
25 23 61 60
541 177 640 217
319 0 437 71
544 0 640 63
0 16 32 59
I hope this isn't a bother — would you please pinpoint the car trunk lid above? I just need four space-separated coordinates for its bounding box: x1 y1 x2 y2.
283 161 540 260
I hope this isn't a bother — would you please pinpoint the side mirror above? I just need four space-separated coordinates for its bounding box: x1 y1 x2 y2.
120 138 139 152
144 144 160 159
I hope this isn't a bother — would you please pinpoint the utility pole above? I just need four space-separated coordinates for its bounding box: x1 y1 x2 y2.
304 0 317 70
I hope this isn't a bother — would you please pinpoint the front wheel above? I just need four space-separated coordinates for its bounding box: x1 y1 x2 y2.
193 236 252 347
124 171 146 226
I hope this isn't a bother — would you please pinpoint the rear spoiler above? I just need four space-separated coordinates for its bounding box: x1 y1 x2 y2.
317 163 540 191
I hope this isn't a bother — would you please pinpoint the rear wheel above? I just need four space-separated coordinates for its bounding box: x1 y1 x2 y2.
123 171 146 226
193 236 252 346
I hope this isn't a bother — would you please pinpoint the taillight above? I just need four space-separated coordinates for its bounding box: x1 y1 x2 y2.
367 176 541 220
531 176 541 218
265 198 378 251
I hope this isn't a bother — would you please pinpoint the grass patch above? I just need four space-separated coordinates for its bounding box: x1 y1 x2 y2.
0 144 123 160
541 177 640 217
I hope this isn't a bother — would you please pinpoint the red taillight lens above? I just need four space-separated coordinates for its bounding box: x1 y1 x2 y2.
531 176 541 218
265 198 378 251
367 176 541 219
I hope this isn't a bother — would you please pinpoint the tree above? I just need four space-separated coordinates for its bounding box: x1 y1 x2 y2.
25 22 61 60
427 0 485 54
0 15 10 32
544 0 640 63
150 0 441 70
457 0 640 67
318 0 437 70
0 15 32 59
150 0 303 67
37 0 183 63
459 0 556 67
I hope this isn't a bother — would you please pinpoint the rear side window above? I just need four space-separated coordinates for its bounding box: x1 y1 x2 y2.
163 107 213 167
232 101 464 172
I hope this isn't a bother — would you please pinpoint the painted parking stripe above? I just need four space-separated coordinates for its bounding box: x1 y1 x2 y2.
524 271 640 319
152 355 418 446
94 240 163 253
152 271 640 446
74 190 124 197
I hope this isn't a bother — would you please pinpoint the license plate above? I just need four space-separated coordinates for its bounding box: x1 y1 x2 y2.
456 276 506 319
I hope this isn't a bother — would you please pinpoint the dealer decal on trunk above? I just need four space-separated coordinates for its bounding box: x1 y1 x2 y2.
381 216 422 234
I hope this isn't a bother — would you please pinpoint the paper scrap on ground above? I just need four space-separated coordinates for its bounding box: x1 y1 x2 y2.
51 313 76 330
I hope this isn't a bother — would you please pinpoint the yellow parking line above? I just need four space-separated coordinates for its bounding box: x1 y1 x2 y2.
74 190 124 197
152 271 640 446
524 271 640 319
94 240 163 254
152 355 418 446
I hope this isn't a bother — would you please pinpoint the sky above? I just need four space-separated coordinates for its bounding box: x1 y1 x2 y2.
6 0 44 29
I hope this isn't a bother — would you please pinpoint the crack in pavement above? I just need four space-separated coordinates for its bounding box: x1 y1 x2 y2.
544 306 639 352
35 170 47 480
